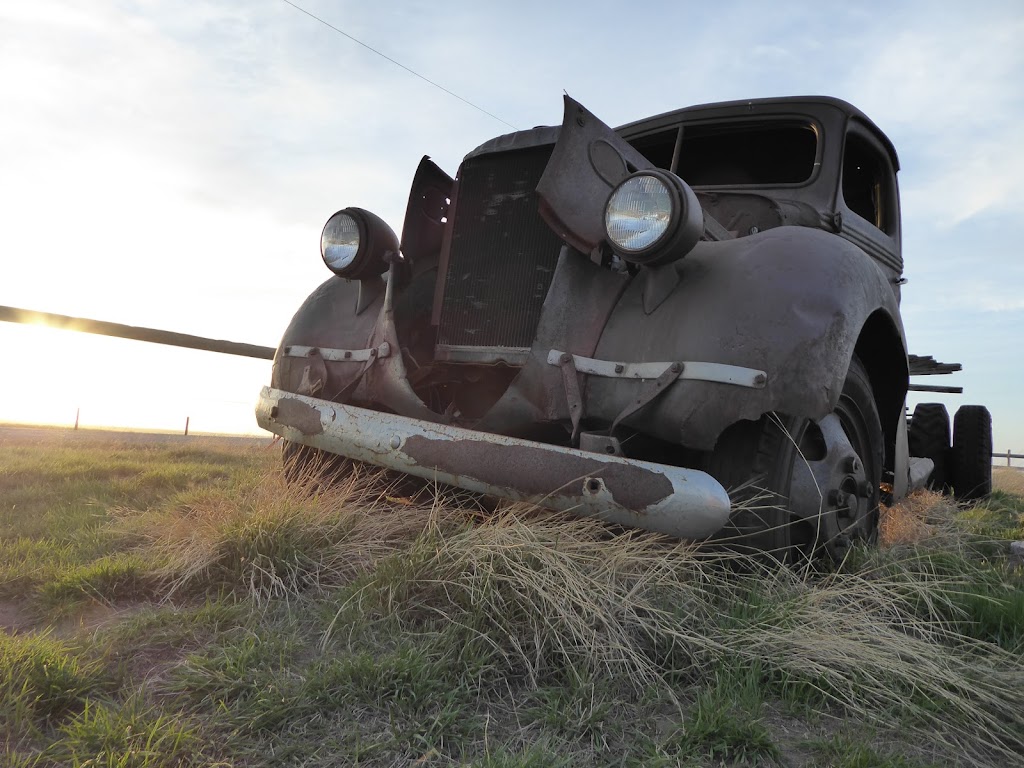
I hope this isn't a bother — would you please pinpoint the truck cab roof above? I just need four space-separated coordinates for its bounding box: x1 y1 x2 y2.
616 95 899 172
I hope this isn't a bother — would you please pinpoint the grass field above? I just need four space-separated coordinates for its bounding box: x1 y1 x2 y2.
2 427 1023 767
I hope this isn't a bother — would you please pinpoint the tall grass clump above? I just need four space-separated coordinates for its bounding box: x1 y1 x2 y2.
1 632 108 736
144 461 476 602
39 698 213 768
358 506 1021 764
41 554 158 610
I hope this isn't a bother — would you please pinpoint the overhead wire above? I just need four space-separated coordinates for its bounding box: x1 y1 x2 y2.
279 0 518 130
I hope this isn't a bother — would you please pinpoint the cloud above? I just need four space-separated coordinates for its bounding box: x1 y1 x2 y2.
902 142 1024 225
845 10 1024 224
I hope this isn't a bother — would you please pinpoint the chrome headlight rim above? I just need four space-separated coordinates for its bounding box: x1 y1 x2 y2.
320 207 398 280
603 170 704 267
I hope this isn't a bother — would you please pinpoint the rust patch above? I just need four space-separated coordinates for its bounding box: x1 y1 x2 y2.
276 397 324 435
403 436 673 510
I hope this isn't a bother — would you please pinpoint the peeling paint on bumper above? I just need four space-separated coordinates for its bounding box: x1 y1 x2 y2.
256 386 732 539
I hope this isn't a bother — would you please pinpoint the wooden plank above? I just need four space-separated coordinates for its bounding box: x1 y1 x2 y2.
908 384 964 394
0 305 275 360
908 354 962 376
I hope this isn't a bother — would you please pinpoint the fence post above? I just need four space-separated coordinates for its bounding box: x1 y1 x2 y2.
1009 449 1012 468
185 417 190 437
74 408 79 431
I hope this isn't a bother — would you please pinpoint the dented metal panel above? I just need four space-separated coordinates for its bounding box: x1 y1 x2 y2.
537 96 654 256
584 226 906 450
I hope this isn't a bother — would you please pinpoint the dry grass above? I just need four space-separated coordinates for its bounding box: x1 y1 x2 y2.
7 437 1023 766
126 458 504 607
879 489 950 546
417 513 1023 765
994 466 1024 496
128 465 1024 766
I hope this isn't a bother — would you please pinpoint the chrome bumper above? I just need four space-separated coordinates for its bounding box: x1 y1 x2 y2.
256 386 732 539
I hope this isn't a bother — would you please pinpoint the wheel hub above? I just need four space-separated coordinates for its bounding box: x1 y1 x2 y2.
787 413 874 554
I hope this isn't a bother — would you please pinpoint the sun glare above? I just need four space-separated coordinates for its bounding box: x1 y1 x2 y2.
0 324 269 435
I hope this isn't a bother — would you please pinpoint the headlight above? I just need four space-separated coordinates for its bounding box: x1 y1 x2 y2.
320 207 399 279
321 212 361 273
605 175 673 253
604 171 703 266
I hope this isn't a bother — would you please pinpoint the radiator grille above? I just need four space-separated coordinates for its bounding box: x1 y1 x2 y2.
437 146 562 357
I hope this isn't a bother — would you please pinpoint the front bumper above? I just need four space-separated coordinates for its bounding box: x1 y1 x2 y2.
256 386 732 539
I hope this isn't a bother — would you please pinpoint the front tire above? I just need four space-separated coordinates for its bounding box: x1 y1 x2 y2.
707 357 883 562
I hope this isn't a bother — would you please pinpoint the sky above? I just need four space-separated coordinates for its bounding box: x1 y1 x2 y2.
1 0 1022 451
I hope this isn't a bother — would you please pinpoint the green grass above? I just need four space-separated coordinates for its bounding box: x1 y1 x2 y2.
39 699 210 768
806 734 938 768
1 631 110 738
961 491 1024 542
0 437 263 604
2 432 1023 766
657 664 780 765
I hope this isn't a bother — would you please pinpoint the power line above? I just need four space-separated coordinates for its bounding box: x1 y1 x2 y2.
279 0 518 130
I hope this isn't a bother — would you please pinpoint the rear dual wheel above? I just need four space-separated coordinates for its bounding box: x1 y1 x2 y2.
950 405 992 501
908 403 951 490
906 403 992 501
707 357 882 562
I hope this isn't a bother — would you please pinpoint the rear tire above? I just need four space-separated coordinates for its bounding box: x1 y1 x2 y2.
908 403 951 490
950 405 992 500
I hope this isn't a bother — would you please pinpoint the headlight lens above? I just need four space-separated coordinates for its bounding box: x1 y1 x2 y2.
605 174 674 253
321 212 361 272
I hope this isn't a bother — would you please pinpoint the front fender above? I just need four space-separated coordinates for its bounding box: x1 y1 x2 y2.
271 276 381 397
588 226 906 450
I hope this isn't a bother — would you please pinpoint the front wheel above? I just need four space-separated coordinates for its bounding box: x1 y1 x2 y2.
706 357 883 562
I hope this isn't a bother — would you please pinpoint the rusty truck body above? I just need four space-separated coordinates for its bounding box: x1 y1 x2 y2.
256 95 992 560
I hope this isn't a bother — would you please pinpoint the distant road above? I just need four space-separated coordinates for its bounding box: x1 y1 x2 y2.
0 423 275 447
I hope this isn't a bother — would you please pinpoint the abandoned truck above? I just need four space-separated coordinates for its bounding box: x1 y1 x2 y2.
256 95 993 560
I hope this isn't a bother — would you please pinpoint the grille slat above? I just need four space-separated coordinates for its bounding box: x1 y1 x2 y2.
437 146 562 356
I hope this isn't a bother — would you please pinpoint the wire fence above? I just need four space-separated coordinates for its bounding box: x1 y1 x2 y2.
64 397 264 437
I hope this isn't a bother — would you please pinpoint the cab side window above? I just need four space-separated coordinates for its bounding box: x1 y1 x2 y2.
842 132 892 233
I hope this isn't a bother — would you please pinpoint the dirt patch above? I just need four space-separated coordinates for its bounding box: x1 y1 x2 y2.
0 598 33 634
1 596 152 641
47 601 152 641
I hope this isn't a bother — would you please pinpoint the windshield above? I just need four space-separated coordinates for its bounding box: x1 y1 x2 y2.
628 121 818 186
